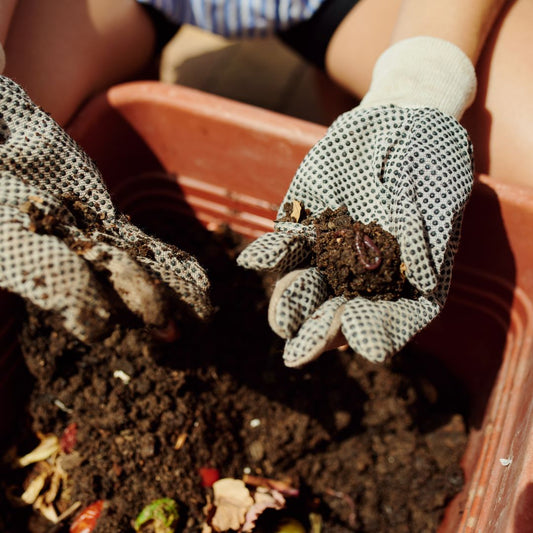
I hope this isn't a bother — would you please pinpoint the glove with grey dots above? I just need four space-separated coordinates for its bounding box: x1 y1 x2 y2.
0 75 212 342
237 37 477 367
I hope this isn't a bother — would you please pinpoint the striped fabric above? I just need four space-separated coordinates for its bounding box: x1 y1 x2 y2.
137 0 326 37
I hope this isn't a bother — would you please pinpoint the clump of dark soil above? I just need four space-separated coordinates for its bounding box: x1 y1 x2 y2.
312 206 407 300
278 203 412 301
0 219 468 533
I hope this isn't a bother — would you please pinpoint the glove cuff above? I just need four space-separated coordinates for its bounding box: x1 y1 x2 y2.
360 36 477 119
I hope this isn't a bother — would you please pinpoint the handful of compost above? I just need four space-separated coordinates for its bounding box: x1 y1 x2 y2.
311 205 408 301
238 37 477 367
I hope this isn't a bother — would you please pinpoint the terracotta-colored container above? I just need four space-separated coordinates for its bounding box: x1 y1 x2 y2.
2 81 533 532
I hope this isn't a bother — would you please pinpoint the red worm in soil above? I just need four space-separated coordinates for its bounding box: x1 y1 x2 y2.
354 230 382 270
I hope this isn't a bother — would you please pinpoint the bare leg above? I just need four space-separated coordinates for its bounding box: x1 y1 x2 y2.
4 0 156 126
325 0 533 188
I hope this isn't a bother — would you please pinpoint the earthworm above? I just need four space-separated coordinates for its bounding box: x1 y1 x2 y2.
354 230 382 270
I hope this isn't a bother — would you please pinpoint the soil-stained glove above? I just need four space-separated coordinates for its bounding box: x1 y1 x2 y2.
0 76 212 341
238 37 476 367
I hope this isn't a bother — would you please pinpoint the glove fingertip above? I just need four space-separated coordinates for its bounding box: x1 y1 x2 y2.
341 301 394 364
237 231 310 272
281 298 345 368
190 294 214 321
268 268 329 339
341 296 443 364
64 302 113 344
283 326 346 368
402 258 437 294
268 269 307 338
166 276 214 322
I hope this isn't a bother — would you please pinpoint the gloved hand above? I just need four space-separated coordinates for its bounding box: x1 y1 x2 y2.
237 37 476 367
0 76 212 342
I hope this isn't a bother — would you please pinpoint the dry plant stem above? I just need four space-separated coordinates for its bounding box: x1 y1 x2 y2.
324 488 357 530
242 475 299 497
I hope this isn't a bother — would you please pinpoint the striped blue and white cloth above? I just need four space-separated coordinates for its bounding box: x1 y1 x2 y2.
137 0 327 37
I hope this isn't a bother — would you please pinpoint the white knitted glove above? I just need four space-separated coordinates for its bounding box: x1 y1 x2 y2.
237 37 476 367
0 76 212 341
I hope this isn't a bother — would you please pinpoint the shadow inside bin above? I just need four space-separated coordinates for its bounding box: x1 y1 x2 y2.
82 145 465 442
130 197 470 443
414 180 516 432
105 171 515 445
110 174 373 439
0 291 29 439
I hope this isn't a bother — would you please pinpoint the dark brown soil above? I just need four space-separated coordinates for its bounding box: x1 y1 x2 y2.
0 220 468 533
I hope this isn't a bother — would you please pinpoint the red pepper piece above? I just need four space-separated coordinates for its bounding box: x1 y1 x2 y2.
70 500 105 533
199 467 220 487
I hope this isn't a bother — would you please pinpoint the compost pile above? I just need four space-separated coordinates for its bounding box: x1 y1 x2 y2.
0 217 468 533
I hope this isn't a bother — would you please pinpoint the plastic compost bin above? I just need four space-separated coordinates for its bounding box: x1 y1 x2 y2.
1 81 533 532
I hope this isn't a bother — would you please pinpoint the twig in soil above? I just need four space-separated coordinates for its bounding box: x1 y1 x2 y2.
324 488 357 529
174 433 188 450
242 474 299 497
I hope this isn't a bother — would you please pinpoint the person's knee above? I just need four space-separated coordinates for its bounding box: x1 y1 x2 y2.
4 0 157 125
